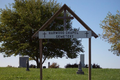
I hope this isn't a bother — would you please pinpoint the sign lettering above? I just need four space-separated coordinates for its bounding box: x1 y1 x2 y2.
39 31 91 39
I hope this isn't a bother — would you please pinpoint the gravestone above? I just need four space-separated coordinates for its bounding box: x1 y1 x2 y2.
91 64 93 68
48 62 50 68
19 57 29 68
76 61 84 74
26 60 30 71
80 54 85 68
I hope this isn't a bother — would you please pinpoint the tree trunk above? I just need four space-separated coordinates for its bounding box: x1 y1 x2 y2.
42 56 47 64
36 57 47 68
36 60 40 68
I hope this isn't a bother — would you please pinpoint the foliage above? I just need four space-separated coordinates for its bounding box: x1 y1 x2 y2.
29 64 36 68
43 66 46 68
92 63 101 68
7 65 12 68
85 64 88 68
0 67 120 80
100 10 120 56
85 64 101 68
65 63 78 68
48 62 59 68
0 0 84 68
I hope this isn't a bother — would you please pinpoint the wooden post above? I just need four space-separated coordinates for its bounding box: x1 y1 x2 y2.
39 39 42 80
64 9 66 31
88 38 91 80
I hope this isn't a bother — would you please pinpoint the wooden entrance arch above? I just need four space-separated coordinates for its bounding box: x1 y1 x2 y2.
32 4 98 80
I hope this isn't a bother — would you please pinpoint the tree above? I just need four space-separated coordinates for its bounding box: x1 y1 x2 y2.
0 0 84 68
100 11 120 56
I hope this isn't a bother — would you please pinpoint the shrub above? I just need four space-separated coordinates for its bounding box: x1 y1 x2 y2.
7 65 12 67
85 64 88 68
43 66 46 69
92 63 101 68
49 62 59 68
84 64 101 68
65 63 71 68
65 63 78 68
29 64 36 68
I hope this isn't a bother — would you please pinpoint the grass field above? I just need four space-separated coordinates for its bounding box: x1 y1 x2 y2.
0 67 120 80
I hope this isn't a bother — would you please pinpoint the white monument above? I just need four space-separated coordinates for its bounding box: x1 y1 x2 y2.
80 54 85 68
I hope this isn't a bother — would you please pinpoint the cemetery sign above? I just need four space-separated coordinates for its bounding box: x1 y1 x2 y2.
39 31 91 39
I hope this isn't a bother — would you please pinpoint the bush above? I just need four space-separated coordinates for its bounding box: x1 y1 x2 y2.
43 66 46 69
84 64 101 68
92 63 101 68
49 62 59 68
65 63 78 68
65 64 71 68
29 64 36 68
85 64 88 68
7 65 12 67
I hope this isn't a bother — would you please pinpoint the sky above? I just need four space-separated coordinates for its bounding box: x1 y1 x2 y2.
0 0 120 69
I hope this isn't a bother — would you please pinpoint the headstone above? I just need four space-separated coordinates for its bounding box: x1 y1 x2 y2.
91 64 93 68
19 57 29 68
80 54 85 68
48 62 50 68
76 61 84 74
26 60 30 71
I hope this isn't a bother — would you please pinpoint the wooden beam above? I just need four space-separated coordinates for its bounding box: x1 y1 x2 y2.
32 4 98 38
32 4 66 38
56 17 74 19
65 5 98 38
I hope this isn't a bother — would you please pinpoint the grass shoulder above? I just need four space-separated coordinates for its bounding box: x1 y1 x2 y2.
0 67 120 80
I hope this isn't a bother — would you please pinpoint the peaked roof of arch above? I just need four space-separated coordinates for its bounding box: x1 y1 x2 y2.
32 4 98 38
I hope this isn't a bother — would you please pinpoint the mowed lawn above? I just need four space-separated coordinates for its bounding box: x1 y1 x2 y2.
0 67 120 80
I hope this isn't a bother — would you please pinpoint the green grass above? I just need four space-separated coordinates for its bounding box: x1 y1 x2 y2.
0 67 120 80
